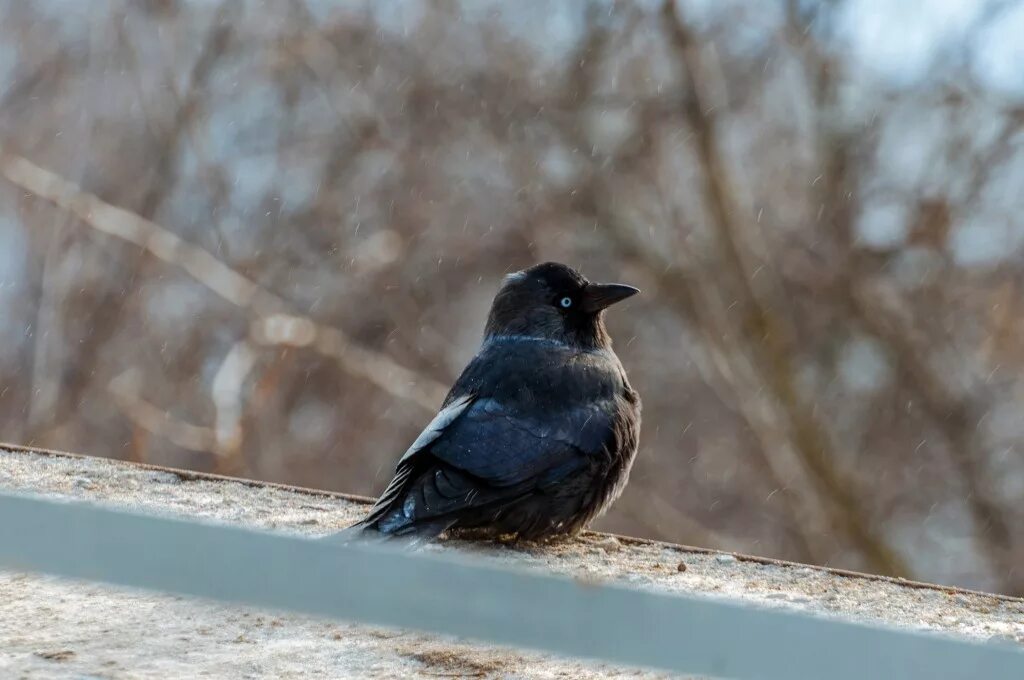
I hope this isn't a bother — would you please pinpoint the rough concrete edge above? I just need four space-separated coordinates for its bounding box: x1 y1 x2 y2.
3 440 1020 605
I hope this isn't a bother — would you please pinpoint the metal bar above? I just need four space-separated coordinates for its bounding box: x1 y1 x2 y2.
0 491 1021 679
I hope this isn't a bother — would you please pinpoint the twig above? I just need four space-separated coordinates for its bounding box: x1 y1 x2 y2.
846 282 1023 594
793 13 1023 592
598 207 831 565
615 487 732 551
110 341 255 476
0 151 449 415
27 230 70 432
108 369 218 453
542 8 828 564
211 340 259 474
663 0 909 577
251 315 448 411
121 2 237 221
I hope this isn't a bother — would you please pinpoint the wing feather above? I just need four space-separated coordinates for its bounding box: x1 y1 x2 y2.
353 393 474 529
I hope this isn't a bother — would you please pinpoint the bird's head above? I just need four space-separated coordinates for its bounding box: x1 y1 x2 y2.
483 262 639 349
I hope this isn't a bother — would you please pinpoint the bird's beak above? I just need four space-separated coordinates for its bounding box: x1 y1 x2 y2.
582 282 640 313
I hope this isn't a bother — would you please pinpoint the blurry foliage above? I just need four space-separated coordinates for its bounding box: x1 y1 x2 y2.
0 0 1023 594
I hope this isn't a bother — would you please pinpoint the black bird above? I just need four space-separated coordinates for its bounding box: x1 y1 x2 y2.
345 262 641 541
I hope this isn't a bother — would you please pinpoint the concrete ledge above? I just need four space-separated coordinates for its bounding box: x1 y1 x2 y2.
1 445 1022 678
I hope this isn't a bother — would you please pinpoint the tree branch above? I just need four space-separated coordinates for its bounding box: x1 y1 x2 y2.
0 151 449 416
663 0 910 577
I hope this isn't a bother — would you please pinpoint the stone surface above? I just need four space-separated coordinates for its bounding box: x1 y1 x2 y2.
1 447 1022 678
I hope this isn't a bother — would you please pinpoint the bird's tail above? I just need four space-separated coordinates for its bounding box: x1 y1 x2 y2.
319 516 453 549
319 521 377 545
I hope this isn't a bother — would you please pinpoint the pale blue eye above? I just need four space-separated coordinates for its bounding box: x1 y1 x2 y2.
560 297 573 308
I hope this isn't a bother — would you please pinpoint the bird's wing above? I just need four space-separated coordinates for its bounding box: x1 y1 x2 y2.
373 395 617 534
354 393 475 529
429 396 612 486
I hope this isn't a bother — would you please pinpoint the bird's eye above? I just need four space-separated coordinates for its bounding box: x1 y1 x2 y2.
559 296 573 308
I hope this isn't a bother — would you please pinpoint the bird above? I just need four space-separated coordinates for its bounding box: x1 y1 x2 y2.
340 262 641 542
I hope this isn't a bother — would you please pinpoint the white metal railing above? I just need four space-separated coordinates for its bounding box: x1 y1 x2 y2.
0 490 1021 679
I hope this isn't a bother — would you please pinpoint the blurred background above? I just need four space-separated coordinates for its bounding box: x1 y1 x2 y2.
0 0 1022 595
